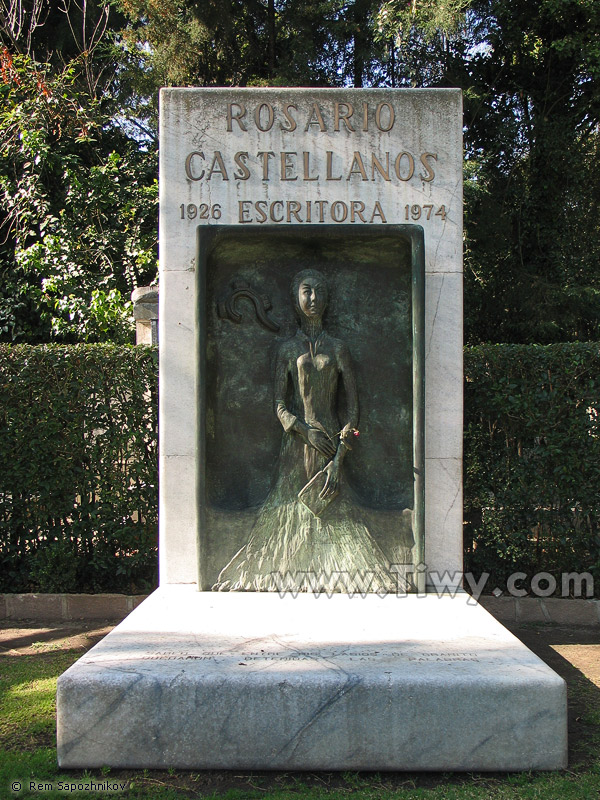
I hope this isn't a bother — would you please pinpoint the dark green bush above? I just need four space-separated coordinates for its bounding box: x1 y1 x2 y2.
1 342 598 596
464 343 600 595
0 345 158 593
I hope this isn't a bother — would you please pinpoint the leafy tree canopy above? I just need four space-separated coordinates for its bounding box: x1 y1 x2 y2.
0 47 157 342
459 0 600 342
1 0 600 344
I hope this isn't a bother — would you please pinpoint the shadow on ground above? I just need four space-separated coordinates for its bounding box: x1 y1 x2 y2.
505 622 600 767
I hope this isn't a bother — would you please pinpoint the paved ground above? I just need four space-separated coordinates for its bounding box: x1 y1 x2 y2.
0 621 114 656
505 622 600 688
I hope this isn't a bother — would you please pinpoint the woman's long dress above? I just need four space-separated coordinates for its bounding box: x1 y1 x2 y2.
214 329 397 593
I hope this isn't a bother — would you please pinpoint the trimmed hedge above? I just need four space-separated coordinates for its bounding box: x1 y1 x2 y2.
0 345 158 593
464 343 600 594
0 343 598 595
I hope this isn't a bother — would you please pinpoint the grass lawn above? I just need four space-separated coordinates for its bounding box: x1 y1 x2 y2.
0 622 599 799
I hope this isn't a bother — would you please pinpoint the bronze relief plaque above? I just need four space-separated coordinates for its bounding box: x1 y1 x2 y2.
197 225 424 592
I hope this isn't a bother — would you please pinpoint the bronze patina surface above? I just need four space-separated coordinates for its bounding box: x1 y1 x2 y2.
198 225 424 591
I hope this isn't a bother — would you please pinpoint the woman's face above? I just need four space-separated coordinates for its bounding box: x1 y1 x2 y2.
298 277 328 319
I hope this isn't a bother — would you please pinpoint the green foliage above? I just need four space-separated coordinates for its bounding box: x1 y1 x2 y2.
0 344 158 593
464 343 600 593
377 0 471 47
460 0 600 343
115 0 370 99
114 0 468 118
1 342 598 596
0 49 158 344
2 1 600 350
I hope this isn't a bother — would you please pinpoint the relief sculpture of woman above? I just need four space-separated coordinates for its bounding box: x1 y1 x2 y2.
214 268 396 593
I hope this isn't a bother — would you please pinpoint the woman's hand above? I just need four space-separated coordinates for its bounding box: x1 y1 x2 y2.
319 459 340 500
306 428 336 458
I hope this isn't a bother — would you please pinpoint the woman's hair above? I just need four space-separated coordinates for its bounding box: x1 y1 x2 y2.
291 269 328 318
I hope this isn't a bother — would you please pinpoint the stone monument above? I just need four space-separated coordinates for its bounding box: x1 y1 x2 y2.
57 89 567 771
132 285 158 344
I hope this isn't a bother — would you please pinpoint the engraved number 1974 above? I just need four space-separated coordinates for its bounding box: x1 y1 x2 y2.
405 204 446 221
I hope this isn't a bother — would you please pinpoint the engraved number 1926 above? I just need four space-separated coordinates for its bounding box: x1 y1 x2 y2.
179 203 222 220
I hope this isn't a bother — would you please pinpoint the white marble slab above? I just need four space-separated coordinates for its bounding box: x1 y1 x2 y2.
57 587 567 771
424 271 463 460
424 457 463 578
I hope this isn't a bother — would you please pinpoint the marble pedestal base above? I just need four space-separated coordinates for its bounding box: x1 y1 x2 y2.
57 586 567 771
